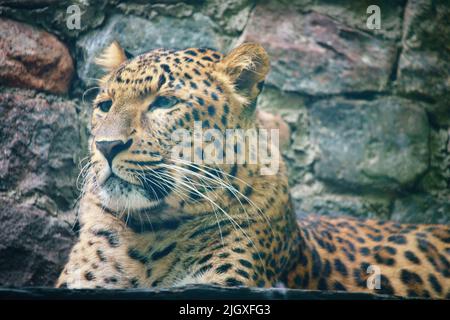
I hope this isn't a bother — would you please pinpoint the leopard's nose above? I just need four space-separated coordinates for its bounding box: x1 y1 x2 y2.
95 139 132 166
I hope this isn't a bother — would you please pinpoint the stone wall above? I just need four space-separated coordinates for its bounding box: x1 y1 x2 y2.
0 0 449 286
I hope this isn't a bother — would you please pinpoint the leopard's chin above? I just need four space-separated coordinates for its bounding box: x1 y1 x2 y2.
97 173 170 212
98 176 162 211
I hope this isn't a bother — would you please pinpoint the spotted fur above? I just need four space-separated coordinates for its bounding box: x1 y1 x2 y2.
57 42 450 298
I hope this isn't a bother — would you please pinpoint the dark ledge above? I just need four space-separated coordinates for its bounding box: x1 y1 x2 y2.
0 285 401 300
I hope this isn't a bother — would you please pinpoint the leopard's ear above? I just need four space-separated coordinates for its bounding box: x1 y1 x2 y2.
217 42 269 100
95 41 128 72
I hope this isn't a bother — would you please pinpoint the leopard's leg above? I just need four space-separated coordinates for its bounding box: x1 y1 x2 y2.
56 232 147 289
56 198 148 289
173 252 271 288
168 231 278 288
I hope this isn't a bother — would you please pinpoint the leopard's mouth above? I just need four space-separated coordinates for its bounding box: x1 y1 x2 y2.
101 169 173 202
93 163 174 214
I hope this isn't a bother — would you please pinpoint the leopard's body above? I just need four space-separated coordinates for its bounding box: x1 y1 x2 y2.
57 42 450 298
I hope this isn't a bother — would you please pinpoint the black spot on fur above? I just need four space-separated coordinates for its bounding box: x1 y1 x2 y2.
257 280 265 287
232 247 245 254
404 250 421 264
323 260 332 277
93 229 120 247
230 164 238 177
359 247 370 256
333 281 347 291
157 74 166 89
84 271 95 281
378 275 395 295
192 108 200 121
185 50 198 56
151 242 176 260
236 269 250 279
207 105 216 116
387 234 407 245
225 278 243 287
374 247 396 266
198 254 213 264
216 263 233 274
311 249 322 279
334 258 348 276
302 273 310 287
298 251 308 266
318 278 328 290
356 237 366 244
196 96 205 106
238 259 253 269
130 277 140 288
400 269 423 285
407 289 419 297
202 56 213 62
221 115 227 126
96 249 106 262
384 246 397 254
342 247 356 262
428 274 442 294
160 64 171 73
104 276 118 284
294 275 302 286
353 268 366 288
128 248 148 264
194 264 213 277
367 234 383 242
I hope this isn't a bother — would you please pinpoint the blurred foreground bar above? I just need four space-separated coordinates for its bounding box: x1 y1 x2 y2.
0 285 400 300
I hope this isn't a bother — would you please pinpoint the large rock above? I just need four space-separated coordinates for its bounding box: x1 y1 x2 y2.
0 197 75 287
309 97 429 191
77 13 229 87
256 109 291 149
202 0 254 35
285 0 405 41
0 1 59 8
0 18 74 94
0 88 88 209
0 88 87 286
241 3 397 95
0 1 107 39
391 194 450 225
396 0 450 101
291 181 392 219
257 86 307 126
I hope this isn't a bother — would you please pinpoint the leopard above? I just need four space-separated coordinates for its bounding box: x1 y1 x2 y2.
56 41 450 299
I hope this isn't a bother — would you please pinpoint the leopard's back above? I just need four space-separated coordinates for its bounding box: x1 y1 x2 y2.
287 215 450 298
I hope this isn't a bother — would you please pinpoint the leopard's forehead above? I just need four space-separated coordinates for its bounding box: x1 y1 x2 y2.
105 48 224 99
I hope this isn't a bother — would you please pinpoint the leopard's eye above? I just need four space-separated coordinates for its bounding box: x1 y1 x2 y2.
96 100 112 113
148 96 179 110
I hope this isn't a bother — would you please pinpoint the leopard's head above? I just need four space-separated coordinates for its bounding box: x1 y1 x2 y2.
88 41 270 217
